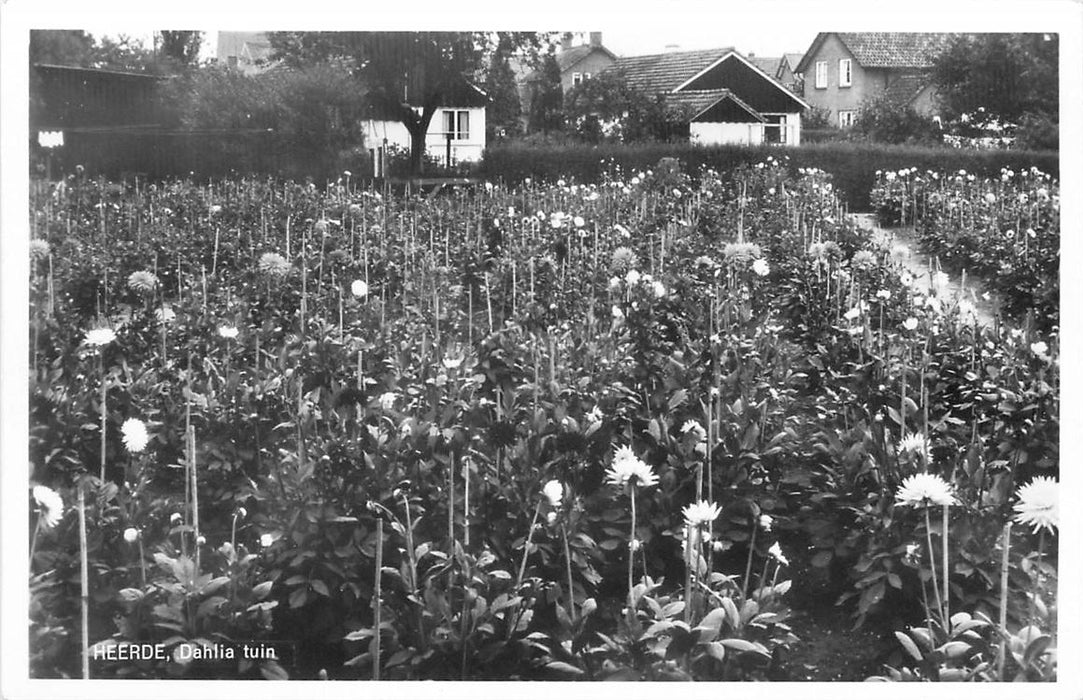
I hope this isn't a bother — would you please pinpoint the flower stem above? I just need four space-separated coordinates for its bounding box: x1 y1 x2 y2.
742 522 757 602
924 507 944 629
628 484 637 617
1027 529 1046 645
561 524 575 623
515 501 542 590
99 353 107 481
997 522 1011 678
942 503 950 626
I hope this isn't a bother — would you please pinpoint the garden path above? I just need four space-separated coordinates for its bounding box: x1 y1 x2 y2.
851 213 998 329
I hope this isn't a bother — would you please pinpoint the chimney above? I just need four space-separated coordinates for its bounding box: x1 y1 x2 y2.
561 32 574 51
748 52 755 57
589 32 602 47
665 44 680 52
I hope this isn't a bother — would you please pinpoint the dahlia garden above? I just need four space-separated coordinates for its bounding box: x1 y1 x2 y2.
26 157 1059 681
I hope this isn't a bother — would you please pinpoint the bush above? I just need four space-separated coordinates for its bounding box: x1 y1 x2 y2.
1014 112 1058 151
480 141 1059 210
854 96 940 145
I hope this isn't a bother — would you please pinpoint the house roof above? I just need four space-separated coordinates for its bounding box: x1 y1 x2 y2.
612 47 734 93
783 53 804 70
523 44 617 82
749 56 782 78
797 32 956 73
665 89 766 123
882 72 932 104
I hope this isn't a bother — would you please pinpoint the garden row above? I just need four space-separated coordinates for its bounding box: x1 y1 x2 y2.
870 166 1059 331
480 141 1059 211
28 156 1058 680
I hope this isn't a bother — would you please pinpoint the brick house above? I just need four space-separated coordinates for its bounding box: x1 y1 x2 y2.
748 53 804 94
610 47 809 145
795 32 955 128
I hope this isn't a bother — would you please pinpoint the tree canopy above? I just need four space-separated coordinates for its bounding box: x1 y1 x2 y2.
932 33 1058 123
268 31 549 173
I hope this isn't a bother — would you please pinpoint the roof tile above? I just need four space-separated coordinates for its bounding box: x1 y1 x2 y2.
835 32 956 68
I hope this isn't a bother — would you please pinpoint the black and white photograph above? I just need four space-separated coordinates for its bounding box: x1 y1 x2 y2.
3 1 1081 697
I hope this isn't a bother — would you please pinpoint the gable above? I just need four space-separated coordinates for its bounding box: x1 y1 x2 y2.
678 53 807 113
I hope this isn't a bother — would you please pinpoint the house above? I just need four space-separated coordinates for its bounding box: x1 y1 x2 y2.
795 32 955 127
216 31 276 74
609 47 809 145
522 32 617 95
359 80 489 176
748 53 804 94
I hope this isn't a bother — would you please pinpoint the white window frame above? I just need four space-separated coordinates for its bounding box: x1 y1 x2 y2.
839 59 852 87
442 109 470 140
838 110 855 128
814 61 828 89
572 72 584 86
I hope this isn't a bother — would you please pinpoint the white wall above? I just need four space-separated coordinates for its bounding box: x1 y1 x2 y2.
690 122 764 146
361 106 486 175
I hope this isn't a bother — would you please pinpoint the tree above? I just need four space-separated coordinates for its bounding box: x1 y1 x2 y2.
528 48 563 133
268 32 546 174
158 31 203 69
484 35 522 140
563 70 691 143
932 33 1058 123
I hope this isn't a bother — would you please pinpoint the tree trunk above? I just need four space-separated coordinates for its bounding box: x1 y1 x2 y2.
406 105 437 176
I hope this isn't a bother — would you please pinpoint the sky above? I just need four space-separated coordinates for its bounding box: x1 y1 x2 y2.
42 0 1075 66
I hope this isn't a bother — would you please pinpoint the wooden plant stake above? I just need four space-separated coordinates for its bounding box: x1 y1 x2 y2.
373 516 383 681
78 478 90 679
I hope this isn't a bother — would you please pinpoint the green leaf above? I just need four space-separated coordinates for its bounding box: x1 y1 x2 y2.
545 661 584 676
310 579 330 597
252 581 274 600
704 641 726 662
810 550 833 568
667 389 688 411
938 641 971 659
694 608 727 642
259 659 289 680
895 631 923 661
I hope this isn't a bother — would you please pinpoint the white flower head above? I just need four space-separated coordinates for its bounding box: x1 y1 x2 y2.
681 419 706 441
1030 341 1049 357
573 215 585 228
1013 476 1058 534
258 252 292 278
155 306 177 324
898 431 930 459
768 541 789 566
259 533 277 547
378 392 397 410
127 270 159 295
218 325 239 339
85 327 117 347
611 305 624 319
542 480 564 509
587 405 603 424
682 500 721 528
751 259 770 277
121 418 150 453
625 269 641 285
605 446 658 489
32 485 64 529
903 317 919 331
351 280 369 298
170 512 183 525
652 281 666 298
759 514 773 531
608 276 622 291
895 473 957 508
123 527 140 543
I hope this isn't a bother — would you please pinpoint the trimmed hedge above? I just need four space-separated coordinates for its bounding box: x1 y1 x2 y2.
480 141 1059 210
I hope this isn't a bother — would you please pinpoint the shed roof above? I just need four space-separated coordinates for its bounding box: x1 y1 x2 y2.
882 72 933 104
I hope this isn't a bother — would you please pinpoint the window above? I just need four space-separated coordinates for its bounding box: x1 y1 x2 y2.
442 110 470 140
838 110 855 128
839 59 852 87
572 72 584 86
814 61 827 89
